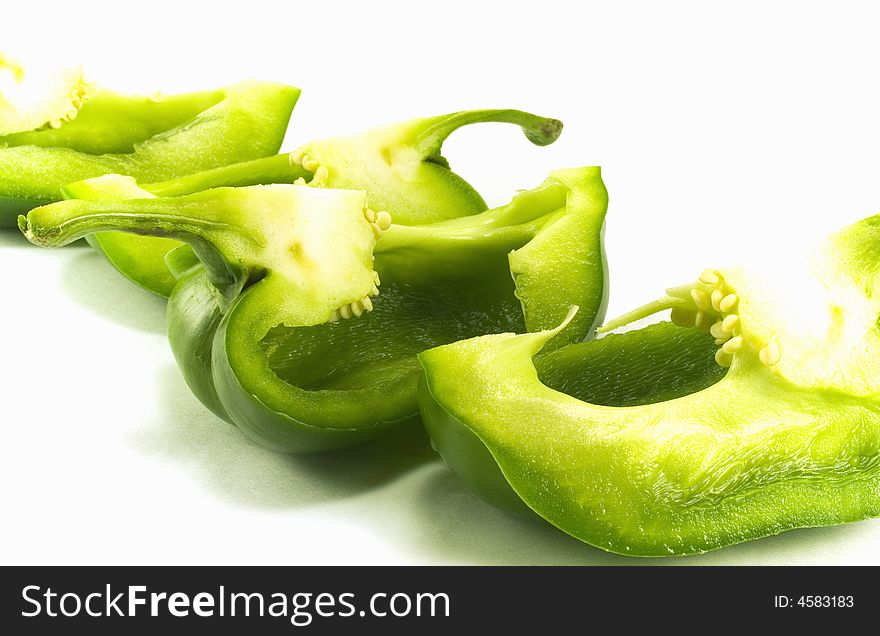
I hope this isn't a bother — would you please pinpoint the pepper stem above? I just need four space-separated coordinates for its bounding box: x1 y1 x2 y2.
21 183 383 317
19 195 254 248
19 187 269 293
596 296 692 334
414 109 563 159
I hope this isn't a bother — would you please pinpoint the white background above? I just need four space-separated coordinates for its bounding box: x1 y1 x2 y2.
2 0 880 565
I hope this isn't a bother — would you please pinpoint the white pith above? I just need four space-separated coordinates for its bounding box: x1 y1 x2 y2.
289 150 393 242
0 56 91 134
257 185 386 323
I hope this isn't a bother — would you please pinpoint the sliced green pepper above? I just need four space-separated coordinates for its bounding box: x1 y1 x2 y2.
418 214 880 556
1 68 300 296
57 108 563 297
421 321 728 517
21 167 608 452
0 78 299 223
67 155 307 296
21 178 382 423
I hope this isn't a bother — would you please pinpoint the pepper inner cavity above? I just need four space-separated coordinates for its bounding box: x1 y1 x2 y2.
261 279 525 391
536 322 727 406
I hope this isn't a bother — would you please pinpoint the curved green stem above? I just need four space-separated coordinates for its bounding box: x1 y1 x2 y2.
21 184 380 313
19 194 257 293
20 197 250 248
414 109 563 158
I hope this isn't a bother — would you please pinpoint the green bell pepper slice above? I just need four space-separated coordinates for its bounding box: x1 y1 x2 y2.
21 166 607 453
21 178 382 420
1 67 301 295
421 321 728 517
68 154 307 297
1 78 300 224
56 108 563 297
417 214 880 556
0 59 303 296
291 109 563 225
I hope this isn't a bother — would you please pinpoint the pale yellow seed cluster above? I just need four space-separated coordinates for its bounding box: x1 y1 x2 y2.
290 151 329 185
328 207 386 324
364 208 392 239
45 78 92 129
673 269 781 369
758 336 782 367
328 272 382 323
280 178 389 325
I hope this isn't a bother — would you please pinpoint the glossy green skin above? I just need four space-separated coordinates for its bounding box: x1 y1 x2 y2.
167 167 608 452
418 314 880 556
421 323 727 518
167 268 230 422
165 267 428 451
